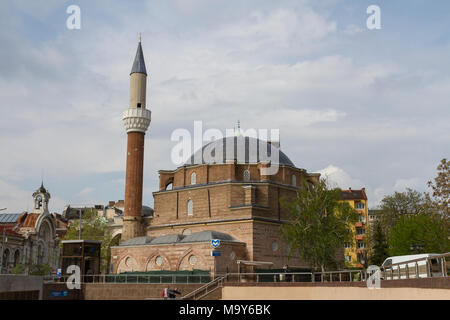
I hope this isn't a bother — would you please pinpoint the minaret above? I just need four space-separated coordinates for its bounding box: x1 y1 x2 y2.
122 35 151 241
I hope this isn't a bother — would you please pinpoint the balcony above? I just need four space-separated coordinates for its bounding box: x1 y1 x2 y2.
355 222 363 227
355 234 364 241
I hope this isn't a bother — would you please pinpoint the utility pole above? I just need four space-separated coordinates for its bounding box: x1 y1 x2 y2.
79 209 82 240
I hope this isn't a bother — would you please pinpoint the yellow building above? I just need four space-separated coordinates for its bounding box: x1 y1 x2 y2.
340 188 369 268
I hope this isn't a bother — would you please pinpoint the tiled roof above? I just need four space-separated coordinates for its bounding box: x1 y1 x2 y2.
341 189 367 201
18 213 39 228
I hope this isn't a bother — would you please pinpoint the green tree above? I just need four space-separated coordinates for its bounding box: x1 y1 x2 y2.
280 179 359 272
378 188 429 237
389 214 450 256
369 221 389 266
62 209 112 273
427 158 449 220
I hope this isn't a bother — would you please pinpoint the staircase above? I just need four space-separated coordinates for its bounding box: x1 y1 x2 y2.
181 275 225 300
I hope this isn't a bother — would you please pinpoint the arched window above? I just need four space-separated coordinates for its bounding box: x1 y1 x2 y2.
243 170 250 181
37 245 43 265
165 182 173 190
2 249 10 268
191 172 196 185
292 174 297 186
13 250 20 267
187 200 193 216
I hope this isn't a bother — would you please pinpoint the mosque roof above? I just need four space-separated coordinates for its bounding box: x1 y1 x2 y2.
184 136 295 167
119 230 240 246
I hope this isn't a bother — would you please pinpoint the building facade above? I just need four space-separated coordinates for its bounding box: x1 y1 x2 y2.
0 183 62 274
341 188 369 268
110 40 324 275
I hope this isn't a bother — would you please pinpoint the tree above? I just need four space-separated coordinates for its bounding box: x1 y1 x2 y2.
427 158 449 219
369 221 389 266
378 188 429 237
62 209 112 273
280 179 359 272
389 214 450 256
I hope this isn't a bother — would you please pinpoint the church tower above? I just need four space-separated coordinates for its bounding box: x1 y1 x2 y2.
122 36 151 241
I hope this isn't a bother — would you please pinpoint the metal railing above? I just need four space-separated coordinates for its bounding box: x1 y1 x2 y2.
181 275 225 300
220 270 367 284
45 274 211 284
381 252 449 280
44 253 449 287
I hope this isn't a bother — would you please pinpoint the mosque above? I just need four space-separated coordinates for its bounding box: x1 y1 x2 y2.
110 39 322 275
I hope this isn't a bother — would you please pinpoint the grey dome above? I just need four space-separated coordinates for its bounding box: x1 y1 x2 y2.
184 136 295 167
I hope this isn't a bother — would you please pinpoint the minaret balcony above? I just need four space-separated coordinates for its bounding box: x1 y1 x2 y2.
123 108 151 133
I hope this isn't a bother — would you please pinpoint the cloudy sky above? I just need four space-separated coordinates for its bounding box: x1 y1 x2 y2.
0 0 449 213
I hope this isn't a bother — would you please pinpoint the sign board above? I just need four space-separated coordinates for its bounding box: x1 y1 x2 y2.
50 290 69 297
57 268 62 278
211 250 221 257
211 239 220 248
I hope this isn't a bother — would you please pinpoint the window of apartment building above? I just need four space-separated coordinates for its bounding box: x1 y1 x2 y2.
243 169 250 181
291 174 296 186
187 199 193 216
344 243 351 249
357 242 365 249
356 228 366 235
358 215 366 223
355 202 365 209
191 172 196 185
345 255 352 262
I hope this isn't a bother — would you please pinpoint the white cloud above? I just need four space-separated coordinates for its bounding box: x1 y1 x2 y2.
317 165 364 190
77 187 95 197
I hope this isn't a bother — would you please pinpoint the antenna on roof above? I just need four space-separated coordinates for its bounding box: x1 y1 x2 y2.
236 120 242 137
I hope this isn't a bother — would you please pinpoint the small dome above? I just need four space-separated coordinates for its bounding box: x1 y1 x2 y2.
184 136 295 167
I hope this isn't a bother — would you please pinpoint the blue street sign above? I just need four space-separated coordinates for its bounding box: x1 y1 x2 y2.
211 239 220 248
50 290 69 297
56 268 61 278
211 250 221 257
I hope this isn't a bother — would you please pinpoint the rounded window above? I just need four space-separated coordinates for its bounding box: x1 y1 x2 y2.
155 256 163 266
272 241 278 252
189 255 197 265
191 172 196 185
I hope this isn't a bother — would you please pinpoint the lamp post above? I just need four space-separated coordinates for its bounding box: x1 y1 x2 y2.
79 209 82 240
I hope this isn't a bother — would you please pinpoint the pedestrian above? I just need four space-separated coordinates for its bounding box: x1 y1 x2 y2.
162 287 168 300
284 264 291 282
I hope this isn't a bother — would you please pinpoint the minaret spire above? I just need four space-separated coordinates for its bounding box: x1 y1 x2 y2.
122 36 152 241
